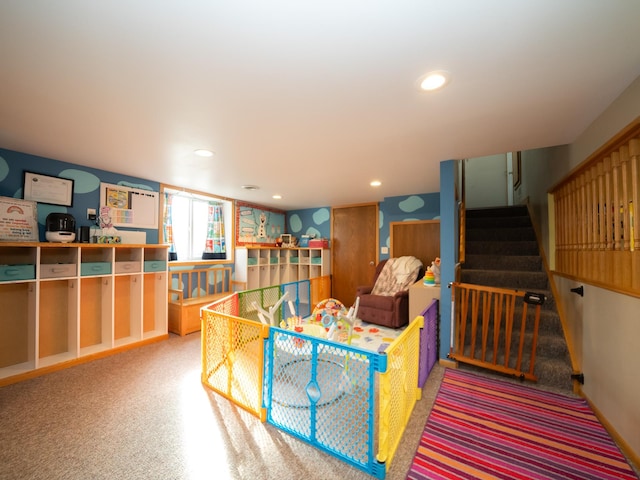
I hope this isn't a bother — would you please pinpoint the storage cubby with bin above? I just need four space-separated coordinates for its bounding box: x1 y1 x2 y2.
39 247 78 278
80 246 113 277
0 243 168 387
0 246 37 377
142 248 168 337
114 247 142 274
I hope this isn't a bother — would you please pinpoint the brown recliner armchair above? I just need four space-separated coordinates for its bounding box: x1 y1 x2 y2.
355 258 424 329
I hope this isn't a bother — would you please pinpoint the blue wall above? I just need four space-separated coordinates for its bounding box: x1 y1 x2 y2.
378 193 440 260
287 207 332 240
438 160 459 360
286 193 440 258
0 148 160 243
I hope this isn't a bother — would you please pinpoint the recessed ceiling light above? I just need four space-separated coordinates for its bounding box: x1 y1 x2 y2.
370 180 382 187
418 71 450 91
241 185 259 190
272 194 282 200
194 149 214 157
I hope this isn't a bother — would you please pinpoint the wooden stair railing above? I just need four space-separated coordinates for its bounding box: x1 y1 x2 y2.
448 282 545 382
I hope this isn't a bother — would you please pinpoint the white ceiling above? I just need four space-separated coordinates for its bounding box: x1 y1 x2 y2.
1 1 640 210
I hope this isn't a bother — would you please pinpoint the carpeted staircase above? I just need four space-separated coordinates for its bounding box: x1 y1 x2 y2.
460 205 573 391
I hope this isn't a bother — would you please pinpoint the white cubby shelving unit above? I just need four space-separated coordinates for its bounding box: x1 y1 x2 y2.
0 242 168 386
234 246 330 290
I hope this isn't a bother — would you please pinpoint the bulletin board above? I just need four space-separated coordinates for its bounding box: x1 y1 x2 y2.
236 201 285 246
99 183 159 229
0 196 39 242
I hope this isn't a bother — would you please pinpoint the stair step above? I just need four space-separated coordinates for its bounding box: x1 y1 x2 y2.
465 205 529 218
533 357 575 391
466 216 532 229
455 350 573 391
466 226 536 242
464 254 542 271
465 240 539 255
460 269 549 290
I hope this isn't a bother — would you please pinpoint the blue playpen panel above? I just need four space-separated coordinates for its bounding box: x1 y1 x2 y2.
263 327 386 479
280 279 311 319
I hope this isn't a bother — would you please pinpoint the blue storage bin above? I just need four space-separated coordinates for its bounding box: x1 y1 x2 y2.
144 260 167 272
0 264 35 281
80 262 112 276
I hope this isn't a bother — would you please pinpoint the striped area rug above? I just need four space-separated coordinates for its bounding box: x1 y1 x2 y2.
407 368 638 480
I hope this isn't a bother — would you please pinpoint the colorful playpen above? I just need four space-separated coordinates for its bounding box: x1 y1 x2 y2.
201 276 438 479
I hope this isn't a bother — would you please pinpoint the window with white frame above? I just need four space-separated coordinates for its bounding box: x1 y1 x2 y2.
162 186 234 262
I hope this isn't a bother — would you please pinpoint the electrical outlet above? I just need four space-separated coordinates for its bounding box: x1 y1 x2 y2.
87 208 97 220
381 246 389 254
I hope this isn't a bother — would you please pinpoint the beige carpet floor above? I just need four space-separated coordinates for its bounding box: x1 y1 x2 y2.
0 332 444 480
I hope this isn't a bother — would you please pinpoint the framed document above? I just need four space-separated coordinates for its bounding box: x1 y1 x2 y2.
23 171 74 207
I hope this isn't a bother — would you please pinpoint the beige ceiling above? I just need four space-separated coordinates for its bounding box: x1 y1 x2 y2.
1 1 640 210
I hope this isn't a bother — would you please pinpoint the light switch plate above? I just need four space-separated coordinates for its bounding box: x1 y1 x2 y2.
381 247 389 254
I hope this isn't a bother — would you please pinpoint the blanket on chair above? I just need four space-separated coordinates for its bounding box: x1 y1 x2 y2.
371 256 423 296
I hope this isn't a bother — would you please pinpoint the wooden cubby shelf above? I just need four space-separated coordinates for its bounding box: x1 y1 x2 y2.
235 246 330 290
0 242 168 386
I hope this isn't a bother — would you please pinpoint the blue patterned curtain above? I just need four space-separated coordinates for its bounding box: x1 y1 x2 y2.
202 201 226 260
163 192 177 261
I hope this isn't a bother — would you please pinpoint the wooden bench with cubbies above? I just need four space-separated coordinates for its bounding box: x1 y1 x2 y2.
168 266 238 336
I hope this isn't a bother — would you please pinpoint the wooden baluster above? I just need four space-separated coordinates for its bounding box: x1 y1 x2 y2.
619 146 632 288
590 166 599 280
503 293 515 369
457 286 469 356
571 179 580 276
579 173 588 277
561 183 569 274
565 180 577 275
556 188 565 271
611 151 623 288
629 138 639 289
621 146 631 251
597 162 606 279
585 169 593 249
603 157 614 284
469 289 480 359
612 152 622 250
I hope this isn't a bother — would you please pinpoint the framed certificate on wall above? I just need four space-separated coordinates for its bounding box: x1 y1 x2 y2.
23 171 74 207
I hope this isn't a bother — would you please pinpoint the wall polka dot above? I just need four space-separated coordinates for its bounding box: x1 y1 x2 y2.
59 169 100 194
289 214 303 233
0 156 9 182
118 181 153 191
312 208 330 225
399 195 425 212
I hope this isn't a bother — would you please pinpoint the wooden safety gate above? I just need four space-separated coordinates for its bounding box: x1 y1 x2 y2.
448 282 545 382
